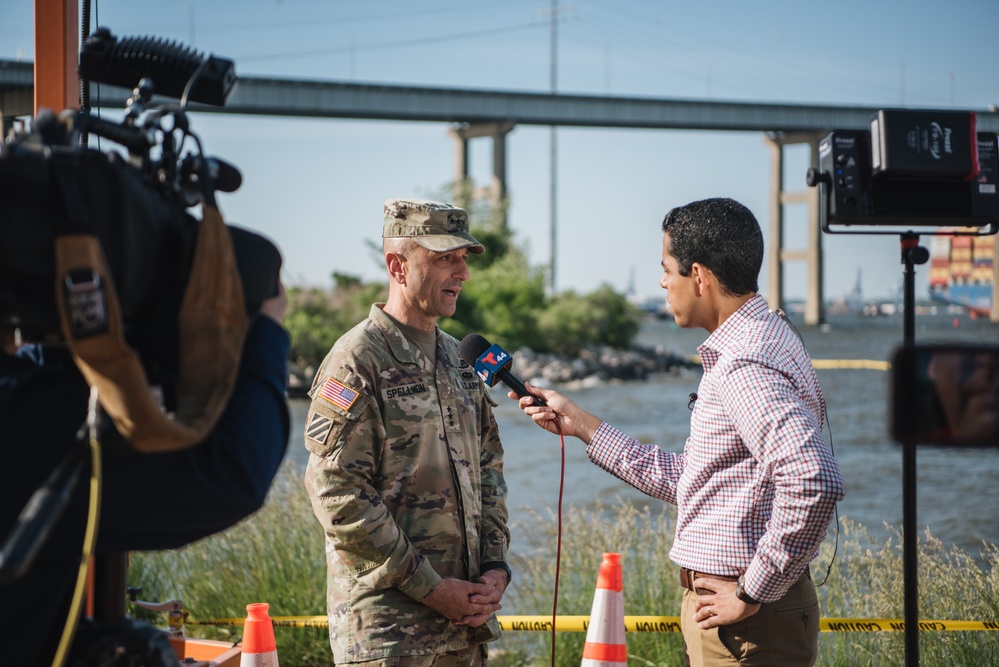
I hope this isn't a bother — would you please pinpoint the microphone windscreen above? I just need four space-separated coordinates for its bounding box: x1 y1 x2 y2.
79 27 237 106
458 333 491 365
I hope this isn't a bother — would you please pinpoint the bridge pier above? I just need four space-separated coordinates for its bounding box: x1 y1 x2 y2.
0 87 32 139
764 132 826 326
448 121 515 227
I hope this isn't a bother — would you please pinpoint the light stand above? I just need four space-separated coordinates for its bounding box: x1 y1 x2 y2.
808 108 999 667
899 231 929 667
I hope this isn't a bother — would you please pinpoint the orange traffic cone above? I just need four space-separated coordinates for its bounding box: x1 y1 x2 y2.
240 602 279 667
581 553 627 667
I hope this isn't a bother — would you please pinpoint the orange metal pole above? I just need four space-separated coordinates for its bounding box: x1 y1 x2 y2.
34 0 79 115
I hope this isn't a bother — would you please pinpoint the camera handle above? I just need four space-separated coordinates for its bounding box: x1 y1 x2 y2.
0 439 89 585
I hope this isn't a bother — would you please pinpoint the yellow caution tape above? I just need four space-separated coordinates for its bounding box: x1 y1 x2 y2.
500 616 678 632
820 618 999 632
188 615 999 632
191 615 328 628
812 359 891 371
688 355 890 371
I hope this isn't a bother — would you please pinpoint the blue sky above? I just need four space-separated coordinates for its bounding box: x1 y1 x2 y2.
3 0 998 302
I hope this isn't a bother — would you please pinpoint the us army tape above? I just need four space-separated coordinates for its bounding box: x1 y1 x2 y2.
188 615 999 632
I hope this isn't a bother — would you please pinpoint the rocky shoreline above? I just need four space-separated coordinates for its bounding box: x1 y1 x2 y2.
510 344 699 387
287 345 699 398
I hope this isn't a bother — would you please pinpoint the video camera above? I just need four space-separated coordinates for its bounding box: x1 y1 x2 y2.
0 28 287 666
0 27 281 400
807 109 999 234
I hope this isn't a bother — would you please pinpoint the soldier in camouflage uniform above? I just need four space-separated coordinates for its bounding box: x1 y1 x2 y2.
304 198 511 667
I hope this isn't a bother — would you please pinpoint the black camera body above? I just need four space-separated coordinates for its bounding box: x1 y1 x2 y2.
0 27 281 399
810 109 999 233
0 127 280 395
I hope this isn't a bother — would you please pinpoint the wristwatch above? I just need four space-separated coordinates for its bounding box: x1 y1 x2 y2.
481 561 513 583
736 575 762 605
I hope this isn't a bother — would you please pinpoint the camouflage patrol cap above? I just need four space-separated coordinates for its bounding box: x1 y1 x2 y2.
382 198 484 254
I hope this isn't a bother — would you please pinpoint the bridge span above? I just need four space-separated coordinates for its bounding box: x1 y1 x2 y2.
3 59 997 323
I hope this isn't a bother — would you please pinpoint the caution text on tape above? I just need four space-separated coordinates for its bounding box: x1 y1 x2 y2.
187 615 999 632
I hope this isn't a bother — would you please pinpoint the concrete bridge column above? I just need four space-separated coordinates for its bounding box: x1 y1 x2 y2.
448 120 515 227
766 137 784 315
1 87 34 139
764 132 826 326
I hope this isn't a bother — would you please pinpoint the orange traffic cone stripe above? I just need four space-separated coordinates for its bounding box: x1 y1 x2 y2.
582 642 628 662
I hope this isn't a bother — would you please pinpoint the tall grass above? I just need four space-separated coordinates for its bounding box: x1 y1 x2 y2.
129 464 999 666
128 463 330 664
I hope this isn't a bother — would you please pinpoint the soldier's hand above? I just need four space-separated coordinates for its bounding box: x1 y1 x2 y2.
455 568 510 627
474 568 509 602
423 578 501 625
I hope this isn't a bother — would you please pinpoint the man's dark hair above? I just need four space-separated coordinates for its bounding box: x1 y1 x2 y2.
661 197 763 296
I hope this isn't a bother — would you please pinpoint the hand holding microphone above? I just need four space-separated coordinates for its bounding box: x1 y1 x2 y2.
458 334 602 442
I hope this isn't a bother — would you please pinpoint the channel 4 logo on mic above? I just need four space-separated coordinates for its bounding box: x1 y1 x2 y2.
474 345 512 387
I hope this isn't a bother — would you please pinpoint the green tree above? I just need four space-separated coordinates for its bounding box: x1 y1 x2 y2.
442 249 548 350
284 276 385 372
437 179 548 350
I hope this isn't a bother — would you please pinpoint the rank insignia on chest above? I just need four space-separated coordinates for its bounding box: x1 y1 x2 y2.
443 402 461 433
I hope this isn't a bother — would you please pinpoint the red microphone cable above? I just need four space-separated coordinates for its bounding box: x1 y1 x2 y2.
549 414 565 667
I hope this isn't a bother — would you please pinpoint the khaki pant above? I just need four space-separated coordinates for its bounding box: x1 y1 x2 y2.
681 571 819 667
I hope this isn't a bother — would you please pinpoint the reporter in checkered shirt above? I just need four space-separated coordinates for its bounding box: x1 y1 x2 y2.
513 198 844 667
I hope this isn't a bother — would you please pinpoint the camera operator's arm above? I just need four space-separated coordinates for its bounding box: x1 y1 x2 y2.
258 280 287 325
96 287 291 551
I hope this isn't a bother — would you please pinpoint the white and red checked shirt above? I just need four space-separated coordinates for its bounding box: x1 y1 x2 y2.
587 295 844 603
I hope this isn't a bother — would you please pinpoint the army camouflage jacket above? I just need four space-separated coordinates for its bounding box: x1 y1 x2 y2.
304 304 510 662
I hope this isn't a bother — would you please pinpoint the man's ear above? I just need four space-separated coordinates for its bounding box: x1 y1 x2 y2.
385 252 407 284
690 262 711 294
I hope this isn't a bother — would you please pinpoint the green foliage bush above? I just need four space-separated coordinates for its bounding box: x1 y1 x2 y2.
536 285 643 357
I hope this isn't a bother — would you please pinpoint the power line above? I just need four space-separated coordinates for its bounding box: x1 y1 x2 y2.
561 13 923 105
235 20 546 64
101 0 531 36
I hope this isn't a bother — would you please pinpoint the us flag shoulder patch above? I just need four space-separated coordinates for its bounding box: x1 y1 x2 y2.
319 377 360 411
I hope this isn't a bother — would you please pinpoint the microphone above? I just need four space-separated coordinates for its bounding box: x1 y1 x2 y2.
205 157 243 193
180 154 243 193
457 334 545 406
687 392 698 410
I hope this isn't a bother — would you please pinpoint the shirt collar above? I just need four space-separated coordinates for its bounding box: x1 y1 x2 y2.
697 295 769 369
369 304 458 372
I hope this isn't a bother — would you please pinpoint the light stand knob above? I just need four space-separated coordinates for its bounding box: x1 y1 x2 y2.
806 168 830 187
